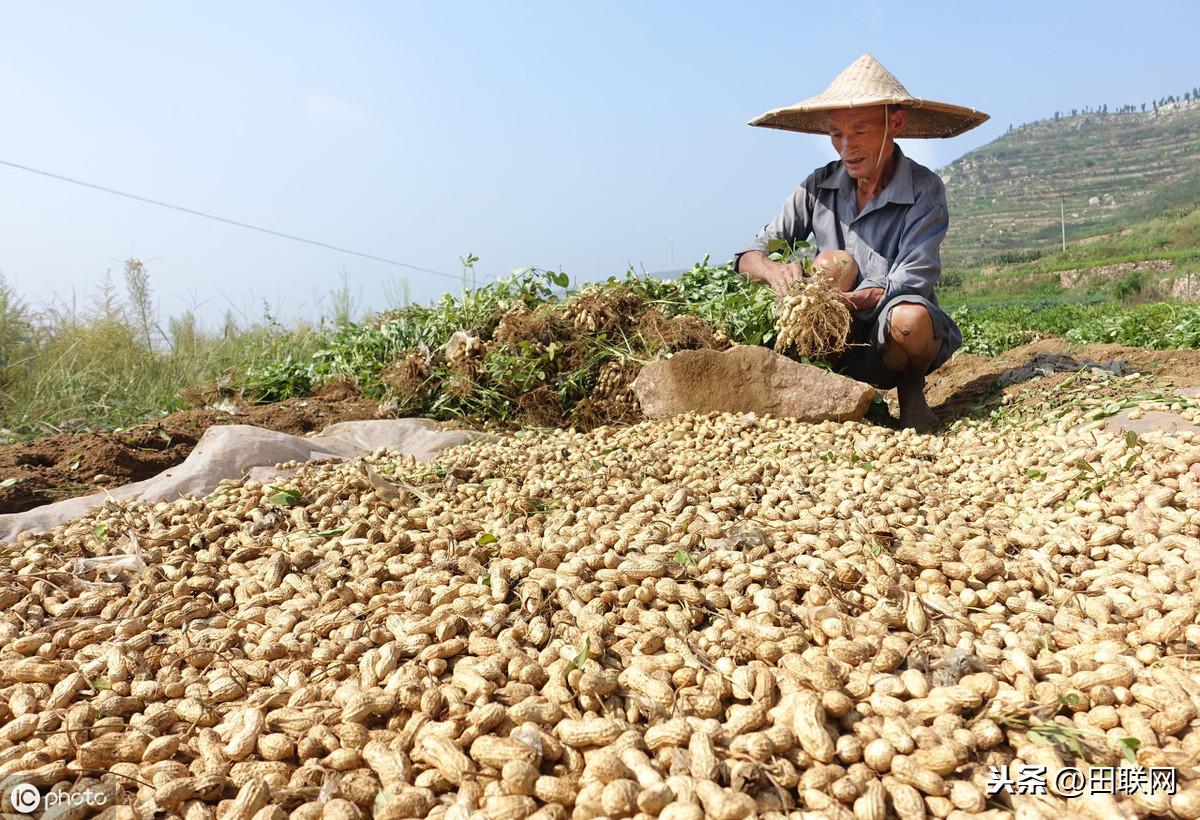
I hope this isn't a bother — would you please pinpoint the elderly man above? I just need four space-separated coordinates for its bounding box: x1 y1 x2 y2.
734 54 988 431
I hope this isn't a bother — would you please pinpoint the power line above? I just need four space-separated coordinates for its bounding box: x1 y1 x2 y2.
0 158 458 281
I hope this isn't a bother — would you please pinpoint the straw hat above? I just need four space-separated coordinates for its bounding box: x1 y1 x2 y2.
749 54 988 138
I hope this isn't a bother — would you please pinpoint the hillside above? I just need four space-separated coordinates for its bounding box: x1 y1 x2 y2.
940 99 1200 269
938 204 1200 306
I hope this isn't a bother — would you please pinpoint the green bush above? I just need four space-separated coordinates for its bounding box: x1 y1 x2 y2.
1112 270 1146 302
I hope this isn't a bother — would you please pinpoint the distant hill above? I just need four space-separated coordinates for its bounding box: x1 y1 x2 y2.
940 99 1200 269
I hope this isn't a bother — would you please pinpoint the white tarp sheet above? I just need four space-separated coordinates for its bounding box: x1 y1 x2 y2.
0 419 488 542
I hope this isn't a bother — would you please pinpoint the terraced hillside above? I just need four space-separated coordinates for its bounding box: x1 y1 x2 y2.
941 100 1200 269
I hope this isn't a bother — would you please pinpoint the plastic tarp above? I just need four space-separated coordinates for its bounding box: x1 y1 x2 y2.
0 419 489 542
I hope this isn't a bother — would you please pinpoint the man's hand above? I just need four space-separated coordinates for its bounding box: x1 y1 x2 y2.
737 252 805 296
763 263 806 296
841 287 884 312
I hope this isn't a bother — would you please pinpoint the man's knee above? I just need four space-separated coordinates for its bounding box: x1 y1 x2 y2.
888 303 935 349
813 250 858 292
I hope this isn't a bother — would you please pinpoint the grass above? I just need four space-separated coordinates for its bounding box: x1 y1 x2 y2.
0 268 323 441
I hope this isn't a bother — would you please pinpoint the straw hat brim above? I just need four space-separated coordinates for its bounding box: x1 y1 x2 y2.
750 96 989 139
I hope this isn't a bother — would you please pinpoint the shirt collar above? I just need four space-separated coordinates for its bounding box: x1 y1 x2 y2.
818 144 916 208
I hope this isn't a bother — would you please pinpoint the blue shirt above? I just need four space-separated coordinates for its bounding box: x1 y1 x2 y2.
735 145 950 313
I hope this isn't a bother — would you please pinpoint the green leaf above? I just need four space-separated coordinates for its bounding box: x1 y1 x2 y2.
94 524 108 540
92 677 111 691
315 526 348 539
549 271 570 288
479 572 491 587
1126 430 1142 448
1025 469 1044 479
1118 736 1140 765
674 549 695 567
477 532 498 546
572 636 591 670
1058 691 1081 707
269 488 305 507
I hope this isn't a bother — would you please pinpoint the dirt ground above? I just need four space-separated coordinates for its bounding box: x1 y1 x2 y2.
0 382 384 515
5 337 1200 515
914 338 1200 425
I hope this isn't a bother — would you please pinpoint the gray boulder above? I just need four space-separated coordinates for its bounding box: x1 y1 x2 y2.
633 345 876 422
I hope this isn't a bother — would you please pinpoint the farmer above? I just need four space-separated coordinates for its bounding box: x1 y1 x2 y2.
734 54 988 431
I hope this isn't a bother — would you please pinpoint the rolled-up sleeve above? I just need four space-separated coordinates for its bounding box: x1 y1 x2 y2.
733 179 815 273
879 179 949 304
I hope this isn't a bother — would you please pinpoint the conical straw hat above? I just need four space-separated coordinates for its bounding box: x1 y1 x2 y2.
749 54 988 138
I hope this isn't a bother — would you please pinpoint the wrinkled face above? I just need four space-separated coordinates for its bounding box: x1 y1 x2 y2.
828 106 907 181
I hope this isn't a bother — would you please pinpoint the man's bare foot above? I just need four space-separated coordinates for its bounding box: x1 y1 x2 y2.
899 402 939 432
897 380 940 432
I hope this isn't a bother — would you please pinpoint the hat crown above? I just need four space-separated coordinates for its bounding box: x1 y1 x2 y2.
748 53 989 138
819 54 912 105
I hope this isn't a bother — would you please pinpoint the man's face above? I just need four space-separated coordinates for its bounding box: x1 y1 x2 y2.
827 106 906 181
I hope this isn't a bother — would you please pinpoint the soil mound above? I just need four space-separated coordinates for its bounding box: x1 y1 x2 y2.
0 394 382 514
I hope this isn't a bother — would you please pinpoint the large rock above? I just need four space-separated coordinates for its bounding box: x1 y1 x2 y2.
633 345 876 422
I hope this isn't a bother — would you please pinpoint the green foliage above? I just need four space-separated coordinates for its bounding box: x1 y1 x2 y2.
0 273 32 378
572 636 591 670
952 299 1200 356
13 247 1200 439
327 271 360 328
650 259 778 347
236 260 780 426
267 487 305 507
124 258 158 349
1112 269 1146 302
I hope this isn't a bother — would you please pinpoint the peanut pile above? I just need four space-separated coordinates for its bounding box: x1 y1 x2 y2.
2 410 1200 819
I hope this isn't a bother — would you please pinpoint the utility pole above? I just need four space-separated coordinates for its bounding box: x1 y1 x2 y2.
1060 195 1067 252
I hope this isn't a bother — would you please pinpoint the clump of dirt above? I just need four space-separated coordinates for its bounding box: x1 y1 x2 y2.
635 308 725 352
0 391 386 515
909 338 1200 426
570 360 644 430
492 304 571 349
560 289 647 335
516 385 566 429
380 350 434 413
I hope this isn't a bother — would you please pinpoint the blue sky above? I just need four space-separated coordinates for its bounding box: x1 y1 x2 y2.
1 1 1196 325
